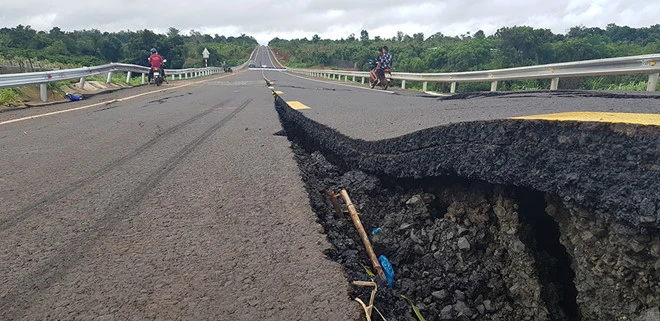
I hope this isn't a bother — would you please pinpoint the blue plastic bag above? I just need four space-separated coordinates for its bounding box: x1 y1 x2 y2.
65 93 82 101
379 255 394 287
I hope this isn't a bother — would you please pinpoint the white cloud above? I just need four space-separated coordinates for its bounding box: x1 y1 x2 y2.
0 0 658 44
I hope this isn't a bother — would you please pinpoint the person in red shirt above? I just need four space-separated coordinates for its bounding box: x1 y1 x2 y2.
148 48 167 85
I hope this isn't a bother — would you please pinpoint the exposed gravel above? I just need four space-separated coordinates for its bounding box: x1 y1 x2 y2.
278 95 659 321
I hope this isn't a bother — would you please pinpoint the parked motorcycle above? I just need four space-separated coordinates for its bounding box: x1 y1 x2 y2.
368 59 391 90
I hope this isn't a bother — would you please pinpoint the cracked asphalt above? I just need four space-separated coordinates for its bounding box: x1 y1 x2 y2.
1 45 658 320
0 71 357 321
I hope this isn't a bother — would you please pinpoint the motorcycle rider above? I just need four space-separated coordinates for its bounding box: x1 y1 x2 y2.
147 48 167 85
377 46 392 85
369 47 384 86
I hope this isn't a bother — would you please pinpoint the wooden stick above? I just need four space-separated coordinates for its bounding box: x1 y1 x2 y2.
352 281 377 287
355 298 373 321
327 190 344 218
340 189 385 280
353 280 380 321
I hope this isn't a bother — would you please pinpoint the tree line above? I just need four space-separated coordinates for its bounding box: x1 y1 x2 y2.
0 25 259 69
269 24 660 72
268 24 660 91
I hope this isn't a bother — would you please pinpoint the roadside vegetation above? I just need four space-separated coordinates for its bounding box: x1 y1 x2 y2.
269 24 660 92
0 88 22 106
0 25 258 70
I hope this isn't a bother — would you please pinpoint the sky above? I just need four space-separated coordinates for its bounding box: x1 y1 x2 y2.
1 0 658 44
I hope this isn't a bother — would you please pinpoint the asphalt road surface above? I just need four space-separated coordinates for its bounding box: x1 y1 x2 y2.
1 46 658 320
264 70 660 140
0 71 357 320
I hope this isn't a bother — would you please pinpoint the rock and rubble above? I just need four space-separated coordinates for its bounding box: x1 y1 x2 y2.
276 96 659 321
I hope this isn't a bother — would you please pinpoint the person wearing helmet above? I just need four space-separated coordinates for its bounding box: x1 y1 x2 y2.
147 48 167 85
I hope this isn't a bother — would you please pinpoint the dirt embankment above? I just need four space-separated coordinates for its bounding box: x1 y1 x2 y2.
275 96 659 321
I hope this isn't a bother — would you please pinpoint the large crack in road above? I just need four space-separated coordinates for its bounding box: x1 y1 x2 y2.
274 95 659 321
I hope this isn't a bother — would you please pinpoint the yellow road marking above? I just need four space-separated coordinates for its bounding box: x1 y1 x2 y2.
268 86 274 89
287 101 311 110
262 70 271 83
0 72 239 126
274 91 284 95
511 112 660 126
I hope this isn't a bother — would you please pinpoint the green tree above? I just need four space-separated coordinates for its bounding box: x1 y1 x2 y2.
360 30 369 43
44 40 69 56
98 35 122 62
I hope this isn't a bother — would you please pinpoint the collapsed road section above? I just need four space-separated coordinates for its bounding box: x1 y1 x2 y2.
274 95 659 321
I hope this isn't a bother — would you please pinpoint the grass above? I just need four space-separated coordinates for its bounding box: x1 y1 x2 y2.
319 71 660 93
604 81 650 91
0 88 22 106
47 81 69 96
88 72 145 86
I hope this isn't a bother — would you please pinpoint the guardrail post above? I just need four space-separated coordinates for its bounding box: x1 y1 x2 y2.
647 73 659 91
171 74 175 81
550 77 560 90
362 77 365 84
490 81 498 92
126 72 132 84
185 73 188 79
451 82 457 93
352 76 356 82
179 74 182 80
106 72 113 83
142 73 146 84
423 82 428 92
401 80 406 89
40 84 47 102
78 77 86 89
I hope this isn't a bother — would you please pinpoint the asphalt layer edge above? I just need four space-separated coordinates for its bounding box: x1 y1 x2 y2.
273 95 660 230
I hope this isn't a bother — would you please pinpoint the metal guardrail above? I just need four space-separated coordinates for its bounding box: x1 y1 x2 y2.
288 53 660 93
0 62 236 102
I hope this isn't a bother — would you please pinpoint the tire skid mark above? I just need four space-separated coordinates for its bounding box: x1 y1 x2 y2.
0 98 233 234
0 98 252 318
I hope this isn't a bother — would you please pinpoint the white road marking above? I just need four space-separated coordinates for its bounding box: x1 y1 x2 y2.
0 72 238 126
